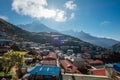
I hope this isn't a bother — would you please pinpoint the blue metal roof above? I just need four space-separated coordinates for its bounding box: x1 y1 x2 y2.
113 63 120 73
105 64 113 68
28 65 60 76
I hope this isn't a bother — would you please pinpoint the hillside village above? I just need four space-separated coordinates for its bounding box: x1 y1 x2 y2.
0 0 120 79
0 25 120 80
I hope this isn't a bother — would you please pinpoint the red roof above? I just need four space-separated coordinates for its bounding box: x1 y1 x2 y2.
89 60 103 65
60 60 80 73
60 60 73 69
90 69 106 76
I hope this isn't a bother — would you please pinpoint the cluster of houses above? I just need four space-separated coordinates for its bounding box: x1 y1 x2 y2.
0 38 108 80
0 32 10 52
21 45 107 80
0 32 13 55
1 31 120 80
22 47 120 80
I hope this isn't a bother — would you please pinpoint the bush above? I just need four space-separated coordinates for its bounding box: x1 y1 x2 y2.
0 72 4 76
0 72 16 78
7 72 16 78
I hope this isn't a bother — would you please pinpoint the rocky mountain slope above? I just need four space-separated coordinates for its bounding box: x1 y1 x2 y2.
61 30 119 48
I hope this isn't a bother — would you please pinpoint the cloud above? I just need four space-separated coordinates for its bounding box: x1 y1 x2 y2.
12 0 67 22
69 13 75 20
55 10 67 22
65 0 77 10
101 21 110 26
0 15 8 20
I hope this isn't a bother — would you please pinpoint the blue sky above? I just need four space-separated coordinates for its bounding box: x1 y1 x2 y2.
0 0 120 41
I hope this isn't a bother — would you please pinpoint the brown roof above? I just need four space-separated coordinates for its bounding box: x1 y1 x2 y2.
43 52 57 60
40 60 56 66
60 60 80 73
82 53 91 59
88 60 103 65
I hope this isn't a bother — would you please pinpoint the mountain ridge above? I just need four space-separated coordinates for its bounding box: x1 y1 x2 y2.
18 21 57 32
61 30 119 48
111 42 120 52
17 21 119 47
0 18 105 53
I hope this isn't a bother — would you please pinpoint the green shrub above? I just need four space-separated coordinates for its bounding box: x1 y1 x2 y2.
0 72 5 76
7 72 16 78
0 72 16 78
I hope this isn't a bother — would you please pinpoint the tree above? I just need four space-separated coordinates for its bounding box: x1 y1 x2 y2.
2 51 24 73
11 43 20 51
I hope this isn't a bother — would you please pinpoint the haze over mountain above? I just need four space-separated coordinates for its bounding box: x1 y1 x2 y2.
18 21 56 32
1 0 120 41
61 30 119 48
0 18 105 53
111 42 120 52
0 18 54 43
17 21 119 47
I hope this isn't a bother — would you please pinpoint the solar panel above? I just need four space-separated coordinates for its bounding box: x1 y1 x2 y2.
40 67 42 71
47 67 50 71
28 65 60 76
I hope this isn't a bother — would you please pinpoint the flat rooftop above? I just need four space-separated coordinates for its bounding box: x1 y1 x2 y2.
28 65 60 76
